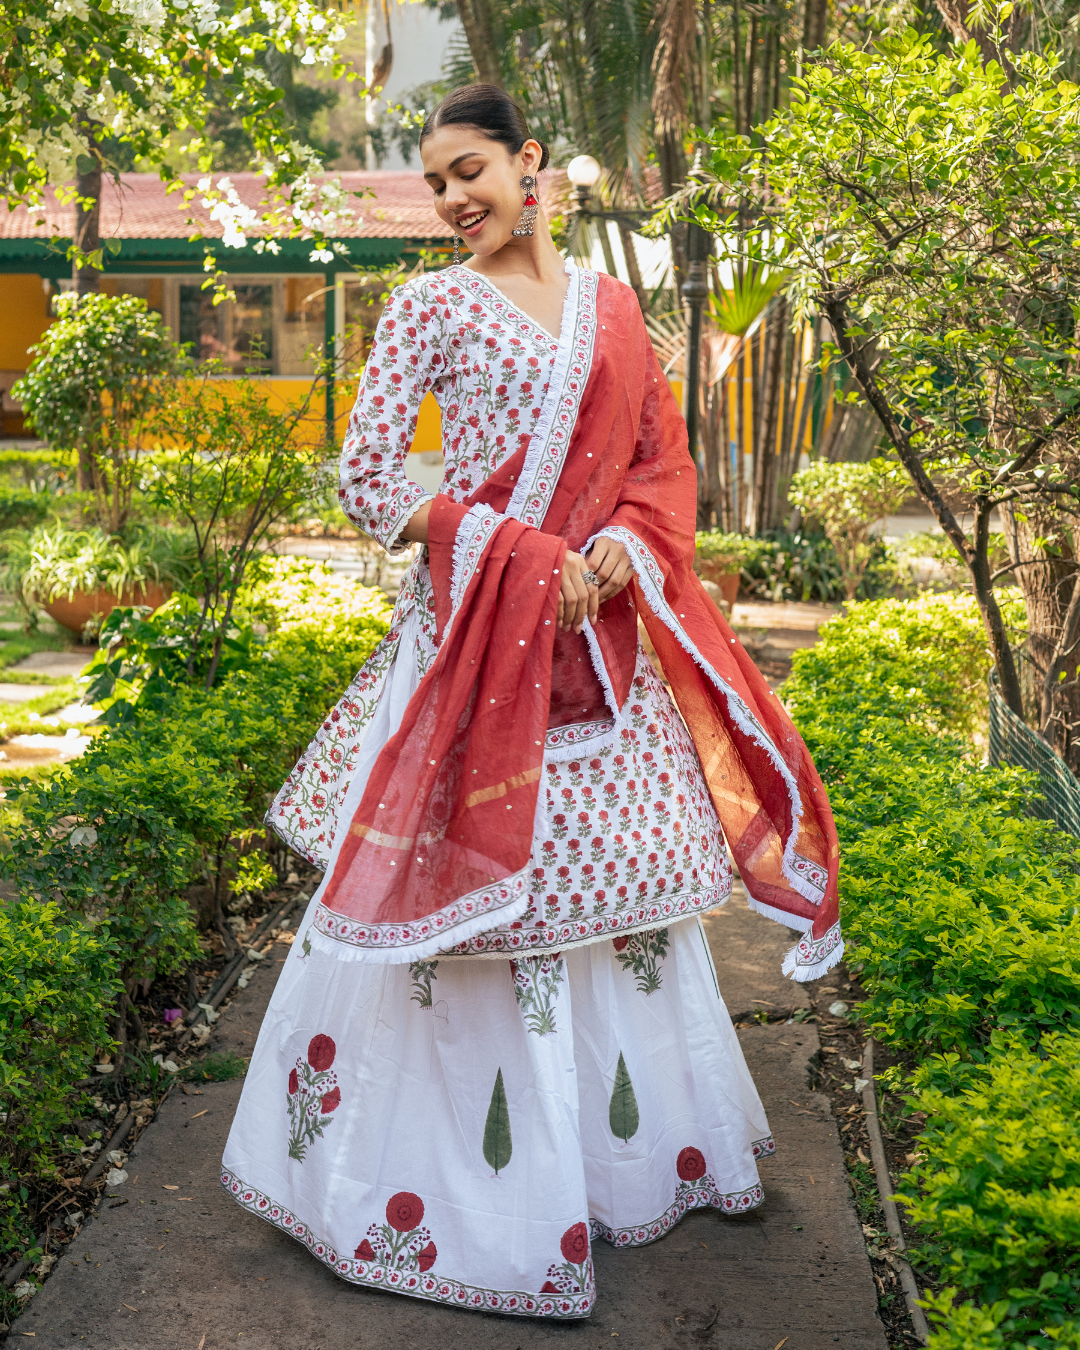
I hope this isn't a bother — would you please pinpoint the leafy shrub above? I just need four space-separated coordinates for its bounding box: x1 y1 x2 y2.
13 293 179 532
902 1032 1080 1299
693 531 758 581
0 489 51 532
2 734 217 986
241 556 392 675
737 529 898 604
0 899 118 1168
788 458 910 599
784 592 1080 1345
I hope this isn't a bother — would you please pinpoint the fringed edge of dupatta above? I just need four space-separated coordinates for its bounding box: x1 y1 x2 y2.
587 525 844 983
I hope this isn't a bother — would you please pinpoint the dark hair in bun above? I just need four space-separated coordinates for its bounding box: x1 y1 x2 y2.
419 84 550 173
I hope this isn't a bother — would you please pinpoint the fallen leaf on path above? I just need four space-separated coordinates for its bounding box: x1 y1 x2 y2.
774 1340 789 1350
810 1174 815 1184
190 1110 208 1119
162 1185 179 1191
699 1241 708 1249
857 1148 870 1165
158 1244 167 1251
122 1303 138 1312
197 1338 206 1350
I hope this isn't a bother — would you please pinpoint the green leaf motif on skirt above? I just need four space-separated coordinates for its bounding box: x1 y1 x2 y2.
609 1050 640 1142
483 1067 513 1174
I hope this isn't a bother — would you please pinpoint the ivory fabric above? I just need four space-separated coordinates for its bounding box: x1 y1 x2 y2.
221 916 773 1319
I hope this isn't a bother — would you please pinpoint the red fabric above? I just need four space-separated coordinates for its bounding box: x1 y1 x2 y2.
319 497 565 928
319 272 838 951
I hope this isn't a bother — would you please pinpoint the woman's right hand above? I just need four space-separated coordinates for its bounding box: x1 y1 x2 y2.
556 550 598 634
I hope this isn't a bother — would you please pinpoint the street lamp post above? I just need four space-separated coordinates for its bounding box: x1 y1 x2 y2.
566 155 648 306
682 220 710 470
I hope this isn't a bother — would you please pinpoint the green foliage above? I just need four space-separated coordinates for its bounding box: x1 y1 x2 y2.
144 369 326 690
737 529 899 604
0 0 353 274
482 1067 512 1175
14 295 180 532
2 735 216 984
0 489 50 532
708 266 785 336
788 459 910 600
784 591 1080 1344
689 30 1080 509
694 531 760 578
901 1033 1080 1309
0 899 118 1168
1 521 197 615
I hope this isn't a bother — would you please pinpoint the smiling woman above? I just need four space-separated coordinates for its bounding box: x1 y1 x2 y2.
221 84 841 1323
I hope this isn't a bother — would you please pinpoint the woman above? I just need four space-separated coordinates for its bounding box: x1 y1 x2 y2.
222 85 841 1320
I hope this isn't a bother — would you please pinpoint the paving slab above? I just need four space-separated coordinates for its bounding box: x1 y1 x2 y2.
14 906 884 1350
0 683 55 703
6 650 93 676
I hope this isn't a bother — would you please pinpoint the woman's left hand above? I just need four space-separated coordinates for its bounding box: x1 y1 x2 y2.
555 538 634 634
586 536 634 604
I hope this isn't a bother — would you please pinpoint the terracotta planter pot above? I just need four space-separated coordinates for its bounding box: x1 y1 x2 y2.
43 583 172 636
697 562 741 609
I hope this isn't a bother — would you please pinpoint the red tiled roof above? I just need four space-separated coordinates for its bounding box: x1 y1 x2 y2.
0 168 572 241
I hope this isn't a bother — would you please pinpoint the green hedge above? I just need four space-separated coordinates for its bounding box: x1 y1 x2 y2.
785 592 1080 1349
0 559 391 1256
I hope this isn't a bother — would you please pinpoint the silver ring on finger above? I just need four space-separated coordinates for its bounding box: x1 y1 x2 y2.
581 569 599 586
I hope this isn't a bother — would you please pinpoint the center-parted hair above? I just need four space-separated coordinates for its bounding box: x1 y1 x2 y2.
419 84 550 173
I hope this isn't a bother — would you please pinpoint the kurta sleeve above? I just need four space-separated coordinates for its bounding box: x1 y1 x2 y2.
338 281 449 554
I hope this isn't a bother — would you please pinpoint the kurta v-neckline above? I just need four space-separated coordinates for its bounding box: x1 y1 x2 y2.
449 260 574 345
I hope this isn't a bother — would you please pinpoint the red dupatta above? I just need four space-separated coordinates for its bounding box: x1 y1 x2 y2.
310 269 840 978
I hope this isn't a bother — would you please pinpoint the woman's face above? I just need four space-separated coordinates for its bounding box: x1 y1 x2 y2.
421 124 543 258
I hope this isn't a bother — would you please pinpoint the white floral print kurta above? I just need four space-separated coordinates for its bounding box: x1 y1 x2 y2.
272 264 733 956
224 263 773 1319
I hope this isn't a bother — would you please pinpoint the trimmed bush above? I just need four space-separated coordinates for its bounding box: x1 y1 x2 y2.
0 900 118 1169
784 591 1080 1347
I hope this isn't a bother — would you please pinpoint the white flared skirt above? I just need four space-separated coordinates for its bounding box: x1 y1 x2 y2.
222 913 773 1319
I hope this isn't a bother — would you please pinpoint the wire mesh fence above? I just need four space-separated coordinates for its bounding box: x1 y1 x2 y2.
988 672 1080 838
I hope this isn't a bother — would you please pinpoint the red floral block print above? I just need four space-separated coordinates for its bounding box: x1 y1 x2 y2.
560 1223 589 1263
286 1034 341 1162
676 1146 707 1181
307 1034 336 1072
386 1191 424 1232
544 1222 593 1297
223 1168 593 1319
354 1191 437 1277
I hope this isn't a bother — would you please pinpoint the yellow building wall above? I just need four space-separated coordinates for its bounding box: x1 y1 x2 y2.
0 275 53 371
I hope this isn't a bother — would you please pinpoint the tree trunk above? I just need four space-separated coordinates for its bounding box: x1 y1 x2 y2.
453 0 503 85
1011 502 1080 767
736 341 748 531
73 117 102 296
757 297 786 531
822 292 1026 720
618 223 647 310
801 0 828 52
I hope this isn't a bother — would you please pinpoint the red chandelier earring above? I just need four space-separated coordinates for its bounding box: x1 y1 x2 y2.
512 174 539 237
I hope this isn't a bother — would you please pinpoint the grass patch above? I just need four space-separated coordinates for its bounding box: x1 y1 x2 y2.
181 1052 247 1082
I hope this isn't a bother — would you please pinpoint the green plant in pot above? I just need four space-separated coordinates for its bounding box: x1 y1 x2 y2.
694 531 757 607
9 294 187 633
0 521 197 639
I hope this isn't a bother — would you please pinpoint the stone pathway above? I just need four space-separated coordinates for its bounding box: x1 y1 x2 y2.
13 898 886 1350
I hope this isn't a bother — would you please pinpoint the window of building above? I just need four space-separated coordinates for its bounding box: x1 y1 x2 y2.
98 275 327 377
